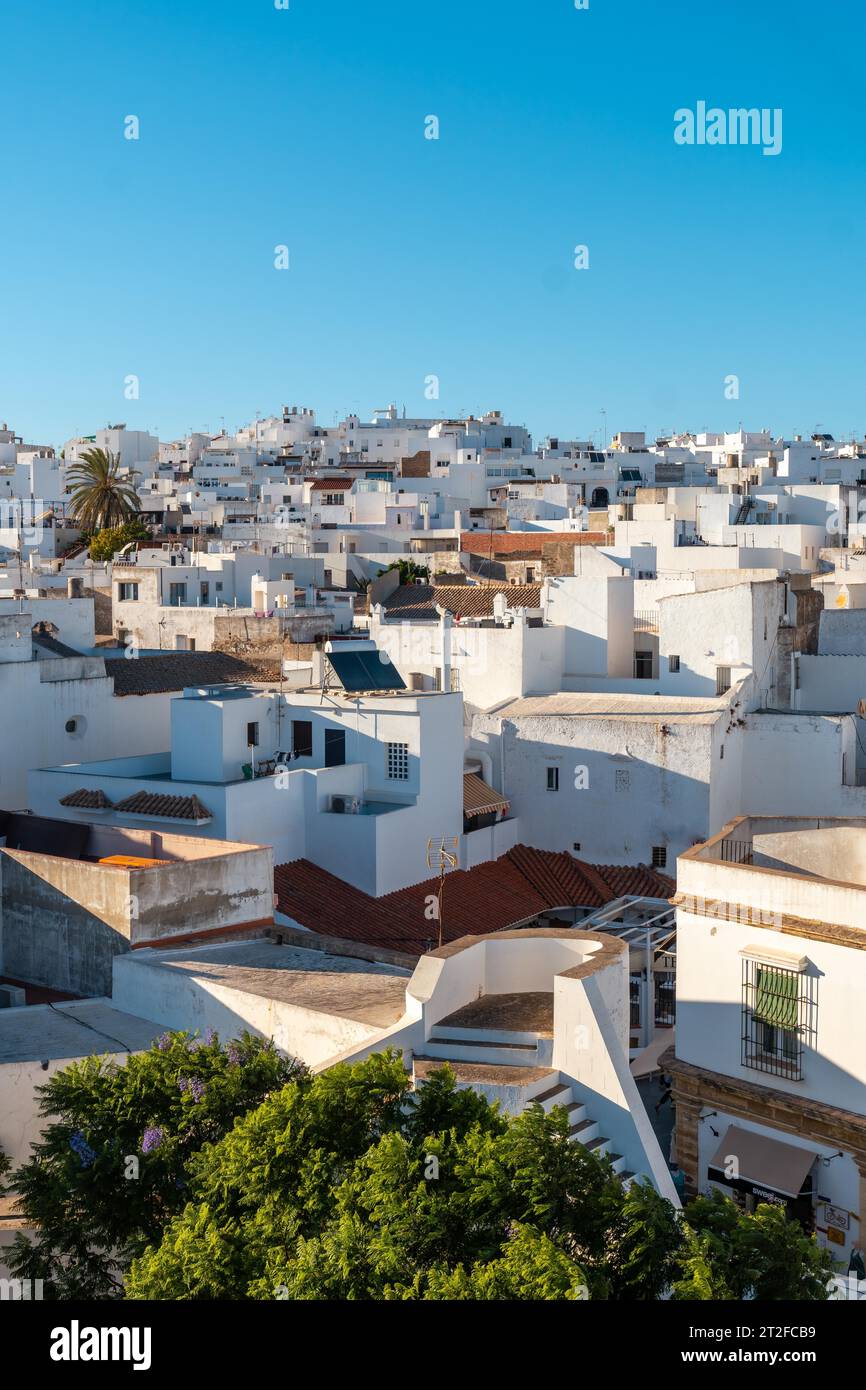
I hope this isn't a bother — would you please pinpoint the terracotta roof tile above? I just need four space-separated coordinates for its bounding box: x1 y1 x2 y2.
113 792 212 821
384 582 542 621
58 788 113 810
274 845 674 956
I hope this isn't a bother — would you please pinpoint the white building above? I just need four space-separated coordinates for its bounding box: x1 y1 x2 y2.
668 816 866 1263
28 674 485 896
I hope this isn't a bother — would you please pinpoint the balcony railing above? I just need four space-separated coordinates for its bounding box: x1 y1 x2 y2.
634 610 659 633
719 837 753 864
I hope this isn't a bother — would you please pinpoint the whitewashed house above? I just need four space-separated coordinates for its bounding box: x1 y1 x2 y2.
28 672 499 896
667 816 866 1263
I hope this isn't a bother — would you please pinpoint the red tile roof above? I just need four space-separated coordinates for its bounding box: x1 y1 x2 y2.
59 788 113 810
384 582 543 621
274 846 674 955
309 477 352 491
113 792 212 821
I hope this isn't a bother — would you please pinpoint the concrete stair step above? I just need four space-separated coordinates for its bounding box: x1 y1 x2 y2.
429 1024 543 1046
585 1136 612 1157
563 1100 587 1123
411 1057 554 1091
569 1117 601 1142
529 1082 572 1111
427 1036 538 1052
421 1039 539 1066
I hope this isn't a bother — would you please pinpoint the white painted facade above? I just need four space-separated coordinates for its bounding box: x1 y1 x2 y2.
29 684 475 896
674 818 866 1259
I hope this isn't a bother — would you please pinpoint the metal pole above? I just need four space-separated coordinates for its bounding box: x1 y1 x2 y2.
645 924 655 1048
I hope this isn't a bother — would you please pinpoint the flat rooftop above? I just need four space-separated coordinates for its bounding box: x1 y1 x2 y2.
0 1000 163 1065
693 816 866 889
128 938 411 1027
492 691 732 724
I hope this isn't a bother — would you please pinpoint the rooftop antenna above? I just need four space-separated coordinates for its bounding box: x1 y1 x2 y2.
425 836 459 949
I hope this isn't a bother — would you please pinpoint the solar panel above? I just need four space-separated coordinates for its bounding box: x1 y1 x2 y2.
326 647 407 692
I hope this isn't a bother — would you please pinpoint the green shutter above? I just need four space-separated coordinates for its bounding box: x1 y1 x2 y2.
754 967 798 1031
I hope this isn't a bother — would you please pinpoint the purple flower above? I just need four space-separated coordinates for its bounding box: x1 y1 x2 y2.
226 1042 242 1068
141 1126 165 1154
178 1075 205 1102
156 1032 173 1052
204 1027 216 1045
69 1131 97 1168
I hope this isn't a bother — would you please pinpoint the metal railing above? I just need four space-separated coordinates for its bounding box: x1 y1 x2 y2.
634 610 659 633
719 838 753 864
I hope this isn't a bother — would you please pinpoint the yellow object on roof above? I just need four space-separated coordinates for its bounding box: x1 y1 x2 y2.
98 855 169 868
463 773 510 819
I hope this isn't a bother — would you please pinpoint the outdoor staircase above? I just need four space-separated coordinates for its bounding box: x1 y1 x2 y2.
526 1078 633 1184
733 494 754 525
411 1000 636 1187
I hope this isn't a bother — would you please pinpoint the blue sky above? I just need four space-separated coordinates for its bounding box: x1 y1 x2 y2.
1 0 864 447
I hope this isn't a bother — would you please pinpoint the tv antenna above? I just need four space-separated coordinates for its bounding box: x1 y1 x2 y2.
425 836 459 949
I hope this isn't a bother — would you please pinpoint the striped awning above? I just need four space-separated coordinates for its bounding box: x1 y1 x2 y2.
463 772 510 819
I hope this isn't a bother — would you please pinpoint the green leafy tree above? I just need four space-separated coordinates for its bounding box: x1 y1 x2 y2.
88 517 150 562
673 1190 832 1301
385 559 430 585
127 1056 681 1301
67 447 141 532
8 1030 305 1299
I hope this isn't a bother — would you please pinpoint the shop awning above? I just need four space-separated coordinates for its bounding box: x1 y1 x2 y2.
709 1125 817 1199
463 773 510 819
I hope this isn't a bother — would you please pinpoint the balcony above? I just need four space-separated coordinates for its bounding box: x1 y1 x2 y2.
633 610 659 634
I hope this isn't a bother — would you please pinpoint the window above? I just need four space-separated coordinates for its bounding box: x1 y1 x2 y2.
200 582 210 604
117 582 139 602
651 846 667 868
741 958 812 1080
668 655 680 673
324 728 346 767
615 768 631 793
634 650 653 679
716 665 732 696
386 741 409 780
246 721 259 747
546 766 559 791
573 841 581 852
168 582 187 606
292 720 312 758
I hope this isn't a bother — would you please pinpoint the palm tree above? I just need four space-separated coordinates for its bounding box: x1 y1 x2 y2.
66 448 141 532
385 559 430 585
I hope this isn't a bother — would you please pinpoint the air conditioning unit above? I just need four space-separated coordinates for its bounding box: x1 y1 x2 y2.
330 794 361 814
